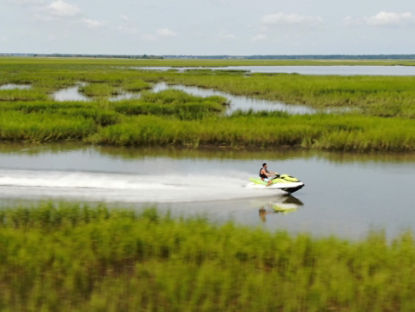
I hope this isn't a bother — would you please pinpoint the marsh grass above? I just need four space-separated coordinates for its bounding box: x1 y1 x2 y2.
0 101 119 126
0 97 413 151
122 79 151 92
93 113 415 152
0 111 96 142
79 83 121 98
0 58 414 151
1 56 415 66
3 58 415 118
161 71 415 118
1 202 415 311
110 89 228 119
0 88 48 101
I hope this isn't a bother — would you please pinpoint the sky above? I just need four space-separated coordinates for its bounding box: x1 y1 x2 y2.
1 0 415 55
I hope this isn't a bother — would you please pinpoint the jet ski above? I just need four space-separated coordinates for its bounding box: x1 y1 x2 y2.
249 174 304 194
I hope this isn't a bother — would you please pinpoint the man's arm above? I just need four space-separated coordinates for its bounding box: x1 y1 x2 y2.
262 169 272 177
268 170 279 177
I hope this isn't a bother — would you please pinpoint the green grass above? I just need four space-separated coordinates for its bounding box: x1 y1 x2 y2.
78 80 150 98
0 57 414 152
0 95 413 151
1 202 415 311
122 79 151 92
2 58 415 118
79 83 121 98
0 111 97 142
0 89 48 101
91 113 415 152
112 90 227 120
159 71 415 118
2 56 415 66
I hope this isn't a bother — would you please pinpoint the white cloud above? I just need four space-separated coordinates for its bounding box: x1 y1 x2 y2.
83 18 103 28
117 24 139 35
261 12 323 26
252 33 267 41
139 28 177 41
120 14 129 22
141 33 157 41
219 32 236 40
366 11 414 26
117 15 139 34
343 16 360 26
47 0 80 17
156 28 177 37
30 1 105 30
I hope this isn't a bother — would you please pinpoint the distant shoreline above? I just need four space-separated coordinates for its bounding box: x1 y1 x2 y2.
2 53 415 60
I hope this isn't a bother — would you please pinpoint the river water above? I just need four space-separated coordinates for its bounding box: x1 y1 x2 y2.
152 82 315 114
0 144 413 239
0 84 31 90
51 82 317 115
135 65 415 76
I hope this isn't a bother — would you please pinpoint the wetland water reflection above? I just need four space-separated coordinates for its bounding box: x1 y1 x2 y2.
52 83 89 102
51 81 316 114
136 65 415 76
152 82 315 115
0 145 414 239
0 84 31 90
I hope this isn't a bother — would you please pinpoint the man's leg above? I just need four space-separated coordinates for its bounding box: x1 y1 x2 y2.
266 178 273 186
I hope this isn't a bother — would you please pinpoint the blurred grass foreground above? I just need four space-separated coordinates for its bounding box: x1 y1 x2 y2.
0 202 414 311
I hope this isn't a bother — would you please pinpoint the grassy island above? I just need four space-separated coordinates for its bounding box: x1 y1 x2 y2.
0 57 414 152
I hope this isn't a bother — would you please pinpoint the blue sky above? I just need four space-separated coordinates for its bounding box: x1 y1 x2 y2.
1 0 415 55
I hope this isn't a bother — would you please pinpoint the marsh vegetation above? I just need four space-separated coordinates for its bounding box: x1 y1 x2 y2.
2 203 415 311
0 57 414 152
1 57 415 311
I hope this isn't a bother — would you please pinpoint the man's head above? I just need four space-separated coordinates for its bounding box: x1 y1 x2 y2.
262 163 267 168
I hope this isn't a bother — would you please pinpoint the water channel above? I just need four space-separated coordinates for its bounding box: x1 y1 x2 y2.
134 65 415 76
0 144 413 239
51 82 317 115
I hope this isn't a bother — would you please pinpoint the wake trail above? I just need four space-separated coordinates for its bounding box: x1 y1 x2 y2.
0 169 281 203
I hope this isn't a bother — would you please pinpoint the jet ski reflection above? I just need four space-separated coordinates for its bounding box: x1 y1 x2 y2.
257 195 304 222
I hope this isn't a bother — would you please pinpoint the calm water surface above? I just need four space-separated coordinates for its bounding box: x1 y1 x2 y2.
50 82 317 115
136 65 415 76
52 83 89 102
152 82 315 114
0 84 31 90
0 144 414 239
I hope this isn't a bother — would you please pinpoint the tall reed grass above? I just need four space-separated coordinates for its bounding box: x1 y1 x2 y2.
162 71 415 118
110 89 228 119
93 113 415 152
122 79 151 92
0 111 96 142
1 202 415 311
0 89 48 101
1 56 415 66
2 58 415 118
79 83 120 98
0 58 414 151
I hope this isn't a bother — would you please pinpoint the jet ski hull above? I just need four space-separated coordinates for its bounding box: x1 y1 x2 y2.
249 175 304 194
279 184 304 194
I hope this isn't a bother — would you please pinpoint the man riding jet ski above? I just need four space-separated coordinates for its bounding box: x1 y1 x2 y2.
249 163 305 194
259 163 278 186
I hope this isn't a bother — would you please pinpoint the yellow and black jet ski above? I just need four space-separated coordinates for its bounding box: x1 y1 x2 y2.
249 174 304 194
